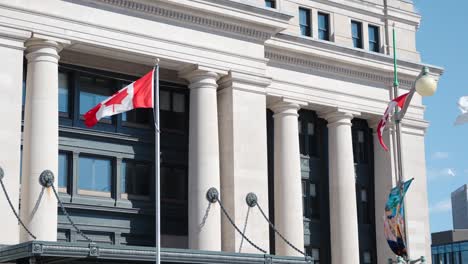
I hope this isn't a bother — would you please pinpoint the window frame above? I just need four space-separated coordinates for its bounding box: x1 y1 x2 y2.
318 12 330 41
299 7 312 37
265 0 276 8
77 154 114 198
368 24 380 53
351 20 363 49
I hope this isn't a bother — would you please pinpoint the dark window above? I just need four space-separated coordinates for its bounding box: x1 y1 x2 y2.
352 119 376 264
121 160 151 199
363 251 372 264
78 155 112 196
160 90 187 132
58 152 70 192
368 25 380 52
353 129 368 163
299 118 318 157
79 75 114 122
318 12 330 41
161 166 187 201
265 0 276 8
351 21 363 49
311 248 320 264
120 81 152 127
299 8 312 37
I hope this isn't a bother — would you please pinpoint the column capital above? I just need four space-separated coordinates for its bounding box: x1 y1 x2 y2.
179 65 226 90
25 35 69 63
319 108 360 127
269 98 307 118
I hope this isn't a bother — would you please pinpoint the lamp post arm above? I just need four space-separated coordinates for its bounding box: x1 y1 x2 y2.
396 88 415 121
395 67 427 121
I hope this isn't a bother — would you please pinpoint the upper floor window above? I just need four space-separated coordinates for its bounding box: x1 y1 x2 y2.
351 21 363 49
318 12 330 41
58 72 70 115
79 75 114 122
78 155 112 197
265 0 276 8
299 8 312 37
160 89 188 132
58 152 70 193
368 25 380 52
121 160 151 200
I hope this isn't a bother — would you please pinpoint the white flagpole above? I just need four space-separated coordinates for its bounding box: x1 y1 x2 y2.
153 59 161 264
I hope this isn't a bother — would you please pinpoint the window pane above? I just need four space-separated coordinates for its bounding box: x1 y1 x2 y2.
363 251 372 263
368 25 380 52
160 90 170 111
58 153 68 189
318 13 329 41
265 0 275 8
58 72 69 113
161 166 187 200
307 122 315 136
173 93 185 113
122 160 150 196
312 248 320 261
79 75 113 116
299 8 311 37
358 130 365 143
79 156 112 193
352 21 362 48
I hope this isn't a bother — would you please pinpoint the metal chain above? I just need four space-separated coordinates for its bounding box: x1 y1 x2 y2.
199 202 212 229
238 206 251 253
216 198 266 254
51 184 93 243
30 187 45 219
256 202 307 257
0 178 36 239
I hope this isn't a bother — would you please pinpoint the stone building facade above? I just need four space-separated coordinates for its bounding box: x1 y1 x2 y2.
0 0 442 263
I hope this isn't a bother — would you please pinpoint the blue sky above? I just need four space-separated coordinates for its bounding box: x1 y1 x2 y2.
413 0 468 233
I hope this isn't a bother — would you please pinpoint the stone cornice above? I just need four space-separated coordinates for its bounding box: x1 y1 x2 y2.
92 0 292 42
265 34 444 89
266 48 412 89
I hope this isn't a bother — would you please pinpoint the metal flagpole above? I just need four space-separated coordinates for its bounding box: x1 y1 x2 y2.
153 59 161 264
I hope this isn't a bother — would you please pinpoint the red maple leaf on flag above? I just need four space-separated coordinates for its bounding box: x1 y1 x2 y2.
104 88 128 112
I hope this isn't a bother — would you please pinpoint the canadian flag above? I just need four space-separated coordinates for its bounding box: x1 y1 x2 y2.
84 69 154 127
377 93 409 151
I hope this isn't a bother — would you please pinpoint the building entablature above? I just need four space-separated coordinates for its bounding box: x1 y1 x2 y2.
266 33 443 89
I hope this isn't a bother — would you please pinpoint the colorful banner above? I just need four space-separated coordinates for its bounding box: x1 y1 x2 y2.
383 178 414 258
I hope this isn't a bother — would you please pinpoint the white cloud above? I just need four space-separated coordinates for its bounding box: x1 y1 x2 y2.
431 151 449 160
427 168 457 180
430 199 452 213
446 168 456 177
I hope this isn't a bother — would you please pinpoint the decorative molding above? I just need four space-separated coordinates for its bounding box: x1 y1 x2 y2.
265 50 415 89
93 0 273 41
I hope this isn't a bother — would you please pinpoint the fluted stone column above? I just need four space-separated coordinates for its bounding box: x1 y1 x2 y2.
20 38 64 242
271 101 304 256
325 110 360 264
182 69 222 251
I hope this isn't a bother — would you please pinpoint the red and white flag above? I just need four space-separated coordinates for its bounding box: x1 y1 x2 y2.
84 69 154 127
377 93 409 151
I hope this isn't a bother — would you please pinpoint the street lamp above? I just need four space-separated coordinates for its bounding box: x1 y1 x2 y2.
415 67 438 97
